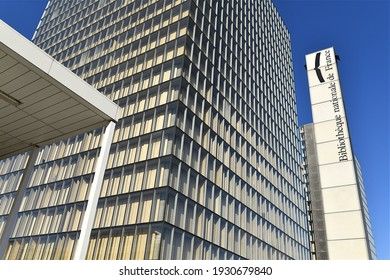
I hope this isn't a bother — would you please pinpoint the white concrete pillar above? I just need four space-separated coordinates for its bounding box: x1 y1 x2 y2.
73 121 116 260
0 147 39 259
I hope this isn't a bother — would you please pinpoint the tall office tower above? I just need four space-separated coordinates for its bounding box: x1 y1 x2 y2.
301 47 376 259
0 0 310 259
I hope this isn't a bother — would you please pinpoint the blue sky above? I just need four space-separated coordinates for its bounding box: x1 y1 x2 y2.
0 0 388 259
273 0 389 259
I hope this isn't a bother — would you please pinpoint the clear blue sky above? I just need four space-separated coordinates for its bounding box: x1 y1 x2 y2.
273 0 389 260
0 0 389 259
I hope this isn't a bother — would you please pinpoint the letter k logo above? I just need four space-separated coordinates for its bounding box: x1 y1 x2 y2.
314 52 325 83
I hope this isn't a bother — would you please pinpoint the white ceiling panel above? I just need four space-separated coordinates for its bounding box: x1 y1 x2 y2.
0 99 9 109
53 109 97 130
33 98 81 119
22 125 58 141
25 130 63 145
0 104 18 119
0 143 29 156
1 115 36 131
11 78 51 100
41 104 87 124
1 71 40 94
59 116 106 134
8 120 47 137
0 110 29 126
22 92 69 115
0 55 18 73
30 89 69 111
18 84 60 107
0 136 24 149
0 63 29 86
0 131 13 142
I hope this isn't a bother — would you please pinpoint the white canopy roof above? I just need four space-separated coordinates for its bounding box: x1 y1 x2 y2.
0 20 119 159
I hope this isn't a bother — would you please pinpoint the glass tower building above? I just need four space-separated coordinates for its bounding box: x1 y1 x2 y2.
0 0 310 259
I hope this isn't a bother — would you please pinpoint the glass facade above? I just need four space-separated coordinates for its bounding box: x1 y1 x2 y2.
0 0 310 259
0 153 29 237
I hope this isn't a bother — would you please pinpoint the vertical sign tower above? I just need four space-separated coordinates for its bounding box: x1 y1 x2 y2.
302 47 376 259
